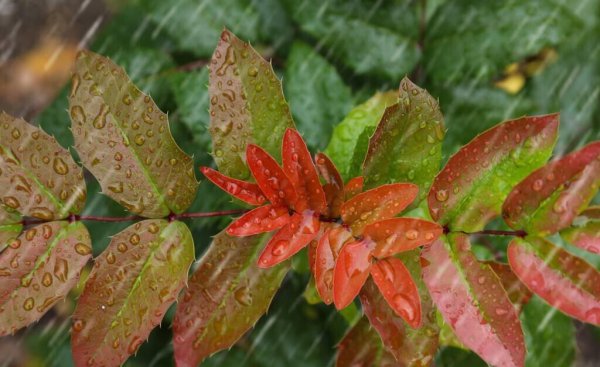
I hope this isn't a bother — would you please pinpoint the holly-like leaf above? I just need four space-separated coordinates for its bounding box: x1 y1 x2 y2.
421 234 525 367
561 206 600 254
429 114 559 231
173 230 289 367
364 218 443 258
503 141 600 235
0 221 91 336
200 166 266 206
315 225 352 305
69 51 198 218
315 153 345 218
325 91 397 180
508 236 600 325
360 251 440 366
333 239 373 310
246 144 297 207
0 204 21 252
363 78 445 202
335 316 396 367
71 220 194 367
209 30 295 180
0 112 86 220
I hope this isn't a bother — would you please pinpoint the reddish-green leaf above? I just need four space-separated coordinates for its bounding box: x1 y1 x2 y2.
0 204 21 252
226 205 290 236
199 166 266 205
344 176 364 199
363 218 442 258
173 230 289 366
0 221 91 336
341 183 418 234
421 234 525 367
315 225 353 304
486 262 532 311
336 316 398 367
561 206 600 254
363 78 445 202
315 153 345 218
333 239 374 310
508 236 600 325
282 128 326 213
209 29 295 180
69 51 198 218
72 220 194 367
257 211 320 268
503 141 600 235
429 114 559 231
0 112 86 220
247 144 297 207
360 250 439 366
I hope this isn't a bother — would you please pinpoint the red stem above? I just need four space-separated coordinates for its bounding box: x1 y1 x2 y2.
176 209 248 219
460 229 527 237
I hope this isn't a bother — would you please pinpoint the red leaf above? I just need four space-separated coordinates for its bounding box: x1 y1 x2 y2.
561 207 600 254
341 183 418 234
315 225 352 304
428 114 559 231
257 212 320 268
363 218 443 258
246 144 297 207
344 176 364 200
315 153 344 217
333 239 374 310
0 222 91 336
200 166 266 205
486 262 532 312
226 205 290 236
371 258 422 328
421 234 525 367
508 236 600 325
336 316 398 367
282 129 327 213
503 141 600 235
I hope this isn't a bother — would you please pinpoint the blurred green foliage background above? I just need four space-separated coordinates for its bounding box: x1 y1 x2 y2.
3 0 600 366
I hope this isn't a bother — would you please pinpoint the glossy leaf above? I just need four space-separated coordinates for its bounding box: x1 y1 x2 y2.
69 50 197 218
315 226 353 305
246 144 297 208
344 176 364 200
341 183 418 234
226 205 290 237
371 257 421 328
0 221 91 336
0 204 21 252
257 211 320 268
325 91 398 179
209 29 295 180
486 262 532 311
200 166 266 206
71 220 194 367
282 129 326 213
333 239 374 310
508 236 600 325
315 153 344 218
0 112 86 219
363 78 445 202
503 141 600 235
561 206 600 254
363 218 443 258
360 251 440 366
336 316 397 367
421 234 525 367
429 114 559 231
173 230 289 367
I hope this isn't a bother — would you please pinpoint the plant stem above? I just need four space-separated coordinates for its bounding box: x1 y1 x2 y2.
456 229 527 237
176 209 248 219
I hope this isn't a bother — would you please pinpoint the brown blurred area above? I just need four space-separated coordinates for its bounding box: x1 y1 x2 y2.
0 0 109 119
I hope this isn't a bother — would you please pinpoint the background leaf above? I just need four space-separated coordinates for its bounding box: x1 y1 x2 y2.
336 316 396 367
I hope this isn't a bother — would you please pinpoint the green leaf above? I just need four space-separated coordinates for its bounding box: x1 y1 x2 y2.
209 30 295 179
0 112 87 220
173 230 289 366
421 234 525 367
0 204 21 252
71 219 194 367
429 114 559 231
69 50 198 218
348 125 376 179
284 0 420 79
284 42 352 150
363 78 445 202
425 0 583 85
325 91 397 180
521 296 575 367
0 221 91 336
503 141 600 236
336 316 397 367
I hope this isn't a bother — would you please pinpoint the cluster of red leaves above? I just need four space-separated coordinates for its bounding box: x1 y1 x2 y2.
201 128 442 326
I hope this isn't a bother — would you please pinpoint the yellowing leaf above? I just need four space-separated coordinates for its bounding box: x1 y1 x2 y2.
0 221 91 336
71 220 194 367
173 230 289 366
69 51 198 218
0 112 86 220
209 30 295 179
